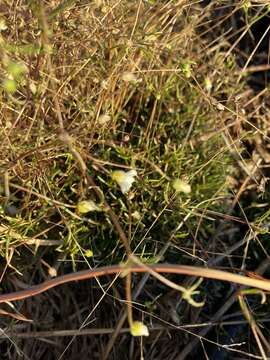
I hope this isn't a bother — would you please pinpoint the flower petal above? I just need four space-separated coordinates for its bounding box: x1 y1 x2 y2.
112 169 137 194
77 200 101 213
172 179 191 194
130 321 149 337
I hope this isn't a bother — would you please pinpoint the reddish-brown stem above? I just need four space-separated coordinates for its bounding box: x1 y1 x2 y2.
0 263 270 303
125 273 133 327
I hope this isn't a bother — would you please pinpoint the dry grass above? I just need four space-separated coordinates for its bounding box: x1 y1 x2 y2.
0 0 270 359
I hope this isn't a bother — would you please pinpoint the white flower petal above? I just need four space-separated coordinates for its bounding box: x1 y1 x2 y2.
122 72 137 83
130 321 149 337
172 179 191 194
77 200 101 213
112 169 137 194
98 114 111 125
0 19 7 31
126 169 137 177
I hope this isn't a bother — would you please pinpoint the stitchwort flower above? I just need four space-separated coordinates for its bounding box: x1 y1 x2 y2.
112 169 137 194
172 179 191 194
77 200 101 214
130 321 149 337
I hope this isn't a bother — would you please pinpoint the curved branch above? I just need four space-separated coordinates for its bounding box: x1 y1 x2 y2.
1 263 270 303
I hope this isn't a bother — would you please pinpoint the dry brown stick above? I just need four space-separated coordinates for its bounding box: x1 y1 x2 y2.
1 263 270 304
0 326 168 339
4 319 270 340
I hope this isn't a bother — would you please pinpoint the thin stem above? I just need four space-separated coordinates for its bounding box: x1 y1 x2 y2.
125 273 133 327
1 263 270 303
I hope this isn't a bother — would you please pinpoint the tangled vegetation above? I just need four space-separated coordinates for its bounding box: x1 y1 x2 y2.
0 1 270 359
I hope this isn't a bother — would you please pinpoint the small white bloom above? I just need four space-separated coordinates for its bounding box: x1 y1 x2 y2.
101 80 108 89
101 5 109 13
182 63 192 78
98 114 111 125
29 82 37 94
172 179 191 194
130 321 149 337
0 19 7 31
121 72 137 83
216 102 225 111
85 249 94 258
204 77 212 92
48 267 57 277
77 200 101 214
112 169 137 194
132 211 141 220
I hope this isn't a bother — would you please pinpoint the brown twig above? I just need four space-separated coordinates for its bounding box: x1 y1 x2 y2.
1 262 270 304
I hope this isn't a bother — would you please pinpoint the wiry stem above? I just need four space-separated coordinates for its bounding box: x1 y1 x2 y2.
1 262 270 304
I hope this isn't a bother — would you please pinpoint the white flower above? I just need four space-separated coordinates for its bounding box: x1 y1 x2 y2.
85 249 94 258
29 82 37 94
98 114 111 125
112 169 137 194
132 211 141 220
48 267 57 277
121 72 137 83
77 200 101 214
0 19 7 31
216 102 225 111
172 179 191 194
130 321 149 337
204 77 212 92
